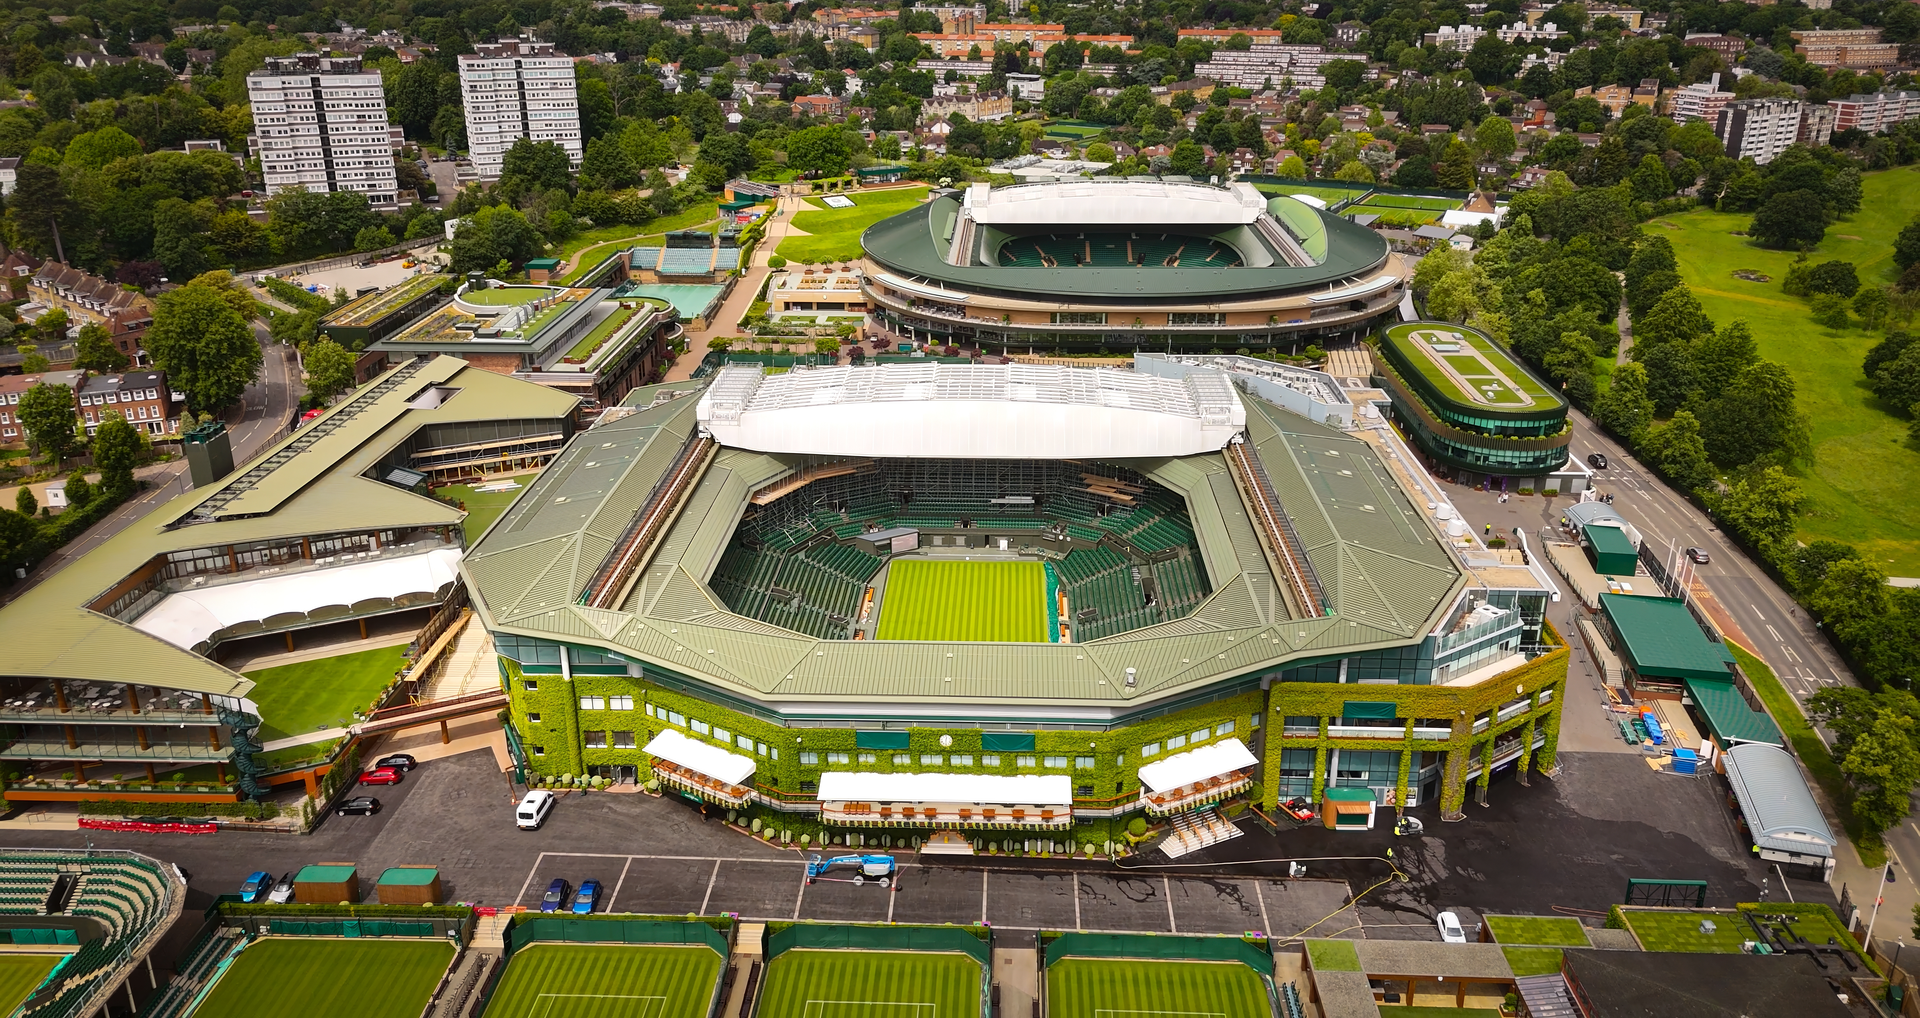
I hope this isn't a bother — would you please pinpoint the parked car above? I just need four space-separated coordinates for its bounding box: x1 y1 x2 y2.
1280 797 1316 822
540 878 572 913
266 874 296 904
517 790 555 830
1686 547 1711 564
359 766 403 786
238 871 274 903
336 796 381 816
572 879 602 914
375 754 417 772
1437 911 1468 943
1587 452 1609 469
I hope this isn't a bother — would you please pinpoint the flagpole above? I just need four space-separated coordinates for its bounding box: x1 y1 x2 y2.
1869 863 1894 949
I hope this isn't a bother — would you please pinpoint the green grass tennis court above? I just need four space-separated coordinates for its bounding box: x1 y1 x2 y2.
757 949 982 1018
1355 193 1462 212
187 938 454 1018
0 954 60 1017
1046 957 1271 1018
461 286 558 306
481 943 724 1018
1380 321 1561 409
242 642 411 743
876 559 1048 642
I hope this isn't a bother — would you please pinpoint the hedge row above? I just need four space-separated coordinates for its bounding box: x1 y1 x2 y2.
260 277 332 314
79 800 284 819
220 901 473 919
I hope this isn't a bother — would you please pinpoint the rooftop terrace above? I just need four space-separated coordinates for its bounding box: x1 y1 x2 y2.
1380 321 1564 412
320 272 450 328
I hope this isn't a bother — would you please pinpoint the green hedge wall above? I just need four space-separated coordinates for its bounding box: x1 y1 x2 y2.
79 800 287 819
219 902 473 919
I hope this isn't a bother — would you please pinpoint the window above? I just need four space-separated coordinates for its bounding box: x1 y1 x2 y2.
800 752 819 765
610 696 634 710
613 731 636 749
523 680 538 691
579 696 604 710
713 727 731 743
921 753 943 765
893 753 912 765
858 753 876 764
828 752 850 764
532 745 545 756
691 720 710 734
644 704 656 717
982 754 1000 767
950 754 974 766
736 735 753 750
1077 785 1094 796
1043 756 1069 768
583 730 607 749
1169 311 1226 326
757 742 768 756
1141 742 1161 758
666 711 685 726
1192 728 1210 744
1250 713 1261 728
1216 721 1236 736
1167 735 1187 751
526 713 542 724
1074 756 1095 769
1050 311 1107 325
1016 755 1037 769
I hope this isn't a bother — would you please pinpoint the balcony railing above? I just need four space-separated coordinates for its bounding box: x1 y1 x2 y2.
822 801 1074 829
652 760 752 806
1141 771 1251 816
0 737 233 763
1327 724 1404 739
1496 700 1531 723
1410 726 1455 741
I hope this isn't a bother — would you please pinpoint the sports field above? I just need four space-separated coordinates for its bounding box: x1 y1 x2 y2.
1381 322 1561 409
757 949 982 1018
876 560 1047 642
188 938 454 1018
1045 958 1271 1018
481 943 724 1018
242 642 411 743
1357 193 1462 212
0 954 59 1016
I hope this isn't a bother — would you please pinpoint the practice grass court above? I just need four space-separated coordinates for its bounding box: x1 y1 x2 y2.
758 949 981 1018
242 642 411 742
0 954 60 1016
1045 958 1271 1018
876 560 1048 642
187 938 454 1018
1356 193 1462 212
481 944 723 1018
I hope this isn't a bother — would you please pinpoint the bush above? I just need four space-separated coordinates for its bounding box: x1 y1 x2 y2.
1543 488 1559 497
1126 817 1148 837
769 256 787 268
1517 487 1534 495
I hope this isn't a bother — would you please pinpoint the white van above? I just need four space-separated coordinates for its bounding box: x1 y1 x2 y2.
516 790 555 830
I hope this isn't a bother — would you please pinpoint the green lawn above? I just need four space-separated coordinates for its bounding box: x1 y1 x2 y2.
1500 946 1565 976
1728 642 1878 864
568 302 667 360
482 943 724 1018
462 286 554 307
1305 938 1362 971
1046 958 1270 1018
1616 910 1753 953
555 204 724 285
876 560 1048 642
0 955 58 1017
440 474 537 543
243 643 410 742
252 737 342 773
1483 915 1590 946
190 938 453 1018
1382 322 1562 406
1362 194 1464 212
1042 119 1109 139
1254 183 1373 205
1658 168 1920 574
757 949 980 1018
777 186 931 265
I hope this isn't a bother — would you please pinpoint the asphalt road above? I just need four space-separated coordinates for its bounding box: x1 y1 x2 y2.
0 322 301 606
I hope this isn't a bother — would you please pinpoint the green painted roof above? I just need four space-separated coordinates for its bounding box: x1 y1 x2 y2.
461 380 1467 718
1600 594 1735 682
525 258 563 270
1583 523 1636 559
1323 788 1375 801
1378 321 1566 419
377 867 439 885
295 864 356 882
859 194 1392 301
0 356 577 699
1684 678 1783 747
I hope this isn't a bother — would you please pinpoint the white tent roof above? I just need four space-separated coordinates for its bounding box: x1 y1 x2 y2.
1441 209 1503 229
963 179 1270 226
697 363 1245 459
132 548 463 650
643 728 757 785
817 771 1073 806
1136 738 1258 792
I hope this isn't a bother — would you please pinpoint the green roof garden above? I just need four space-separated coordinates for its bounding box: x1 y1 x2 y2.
462 286 557 307
1483 915 1590 947
1305 939 1362 971
1380 321 1564 413
567 299 667 361
321 272 449 328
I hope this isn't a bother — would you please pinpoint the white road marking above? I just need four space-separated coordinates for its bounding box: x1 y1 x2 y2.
1164 875 1178 932
1766 625 1781 641
699 859 721 914
609 856 635 907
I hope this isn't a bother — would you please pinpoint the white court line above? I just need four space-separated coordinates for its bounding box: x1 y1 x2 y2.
516 852 552 906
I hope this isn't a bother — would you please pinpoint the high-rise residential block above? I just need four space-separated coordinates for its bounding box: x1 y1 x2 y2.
246 54 399 207
459 35 582 180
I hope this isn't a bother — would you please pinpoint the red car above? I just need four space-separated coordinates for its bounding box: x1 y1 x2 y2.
359 766 403 786
1281 796 1316 822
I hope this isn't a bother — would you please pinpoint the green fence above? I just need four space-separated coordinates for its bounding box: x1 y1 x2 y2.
507 918 730 959
763 923 991 971
1042 932 1273 976
0 928 77 945
266 919 435 937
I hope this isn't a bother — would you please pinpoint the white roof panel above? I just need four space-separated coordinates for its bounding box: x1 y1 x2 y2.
817 771 1073 806
963 179 1271 226
1136 738 1258 792
643 728 757 785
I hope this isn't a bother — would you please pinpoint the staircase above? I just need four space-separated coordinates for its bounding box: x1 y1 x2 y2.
472 912 513 953
1514 974 1579 1018
424 623 498 701
1157 809 1243 859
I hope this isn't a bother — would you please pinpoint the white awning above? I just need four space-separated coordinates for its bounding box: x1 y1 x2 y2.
1137 738 1258 793
132 548 462 650
643 728 756 786
1307 273 1399 303
818 771 1072 806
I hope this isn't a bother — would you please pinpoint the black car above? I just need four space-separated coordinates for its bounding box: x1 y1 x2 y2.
336 796 381 816
376 754 417 772
1587 452 1609 469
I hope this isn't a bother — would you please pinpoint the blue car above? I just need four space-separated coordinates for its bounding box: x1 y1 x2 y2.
238 871 274 903
539 878 571 913
572 879 601 914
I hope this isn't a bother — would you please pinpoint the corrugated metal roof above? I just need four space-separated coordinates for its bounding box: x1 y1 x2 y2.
1684 678 1783 747
463 380 1476 713
1600 594 1735 682
0 356 576 698
1722 742 1835 857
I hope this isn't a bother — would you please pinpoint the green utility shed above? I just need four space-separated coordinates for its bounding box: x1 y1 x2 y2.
375 866 442 905
1599 594 1736 694
1583 522 1638 575
293 863 359 904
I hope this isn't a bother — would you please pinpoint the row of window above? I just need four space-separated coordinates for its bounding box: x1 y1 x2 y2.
80 387 158 406
643 702 779 760
1140 720 1236 759
582 731 637 749
793 751 1099 770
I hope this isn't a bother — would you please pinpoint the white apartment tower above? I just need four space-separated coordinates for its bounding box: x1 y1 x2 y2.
459 35 582 180
1715 98 1806 165
246 55 400 207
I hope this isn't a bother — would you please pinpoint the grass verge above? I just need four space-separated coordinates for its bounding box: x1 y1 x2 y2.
1305 939 1362 971
1500 946 1565 976
243 643 410 743
1728 642 1880 865
1483 915 1590 946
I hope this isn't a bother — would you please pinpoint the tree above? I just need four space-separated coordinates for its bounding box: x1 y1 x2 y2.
1633 286 1714 350
1476 115 1516 161
693 131 752 178
449 205 545 274
1855 286 1894 331
1628 154 1672 202
1692 321 1758 397
1811 293 1852 330
1592 361 1655 441
1749 189 1829 248
62 125 142 170
354 225 396 252
1792 539 1864 595
1640 341 1696 415
7 162 67 257
146 281 262 415
34 307 69 346
498 139 574 197
581 135 638 189
1702 362 1805 466
1638 411 1715 492
91 412 140 500
14 487 33 517
1896 214 1920 271
0 508 45 575
787 125 853 175
1709 465 1805 548
1812 556 1894 637
72 324 128 374
303 340 357 405
151 198 211 279
1840 709 1920 838
18 382 78 463
1332 160 1375 183
1434 138 1475 190
1805 260 1861 297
